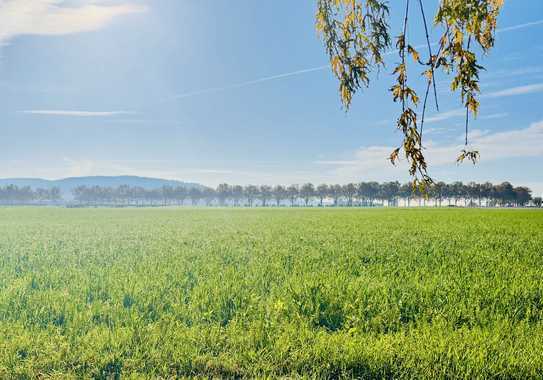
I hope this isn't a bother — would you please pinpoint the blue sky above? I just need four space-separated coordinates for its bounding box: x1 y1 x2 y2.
1 0 542 196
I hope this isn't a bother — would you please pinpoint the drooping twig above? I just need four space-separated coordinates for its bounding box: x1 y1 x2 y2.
400 0 410 113
465 107 470 146
464 36 472 146
417 0 438 142
420 80 431 141
417 0 438 111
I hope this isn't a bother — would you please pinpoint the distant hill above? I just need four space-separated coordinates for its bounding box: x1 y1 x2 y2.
0 176 204 198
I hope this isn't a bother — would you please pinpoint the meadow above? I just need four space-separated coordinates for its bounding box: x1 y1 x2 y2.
0 207 542 379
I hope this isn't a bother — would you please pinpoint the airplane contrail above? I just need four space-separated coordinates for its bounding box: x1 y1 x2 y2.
497 19 543 33
165 18 543 102
166 65 329 101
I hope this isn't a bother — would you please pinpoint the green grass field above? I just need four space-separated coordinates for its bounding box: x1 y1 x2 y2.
1 208 542 379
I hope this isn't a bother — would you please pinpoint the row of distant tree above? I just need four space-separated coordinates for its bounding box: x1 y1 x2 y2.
0 182 540 207
67 182 542 208
0 185 62 205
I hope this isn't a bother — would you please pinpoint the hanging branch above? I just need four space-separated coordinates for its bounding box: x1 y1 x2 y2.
421 25 450 142
420 76 431 141
457 35 480 165
400 0 410 114
390 0 430 190
418 0 438 110
316 0 503 183
417 0 438 141
464 36 472 146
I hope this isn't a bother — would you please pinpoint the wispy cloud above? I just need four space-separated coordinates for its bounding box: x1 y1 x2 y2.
484 66 543 80
372 109 507 129
408 108 506 125
484 83 543 98
496 19 543 33
0 0 146 45
314 160 358 166
317 120 543 179
424 108 466 123
165 65 329 102
480 113 509 120
21 110 133 117
424 127 458 136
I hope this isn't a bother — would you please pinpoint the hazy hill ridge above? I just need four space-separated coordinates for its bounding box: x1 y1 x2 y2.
0 176 203 194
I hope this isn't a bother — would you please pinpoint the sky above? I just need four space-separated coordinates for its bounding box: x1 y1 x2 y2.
1 0 542 196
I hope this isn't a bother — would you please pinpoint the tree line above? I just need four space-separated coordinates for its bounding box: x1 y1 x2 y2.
0 182 539 208
0 185 62 205
68 182 542 208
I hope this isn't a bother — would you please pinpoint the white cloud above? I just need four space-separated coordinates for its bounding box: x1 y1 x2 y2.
480 113 509 120
424 108 466 123
0 0 146 45
484 83 543 98
418 109 507 125
315 160 358 166
319 120 543 179
463 121 543 160
485 66 543 80
424 127 456 135
21 110 133 117
373 109 467 128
